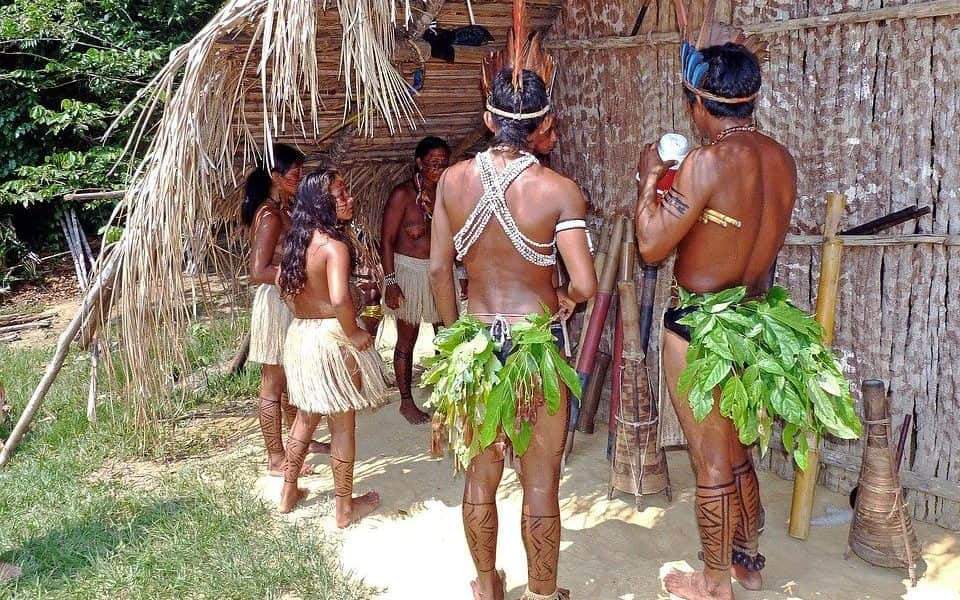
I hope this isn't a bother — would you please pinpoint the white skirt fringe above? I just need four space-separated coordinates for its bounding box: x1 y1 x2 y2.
386 253 440 325
248 284 292 365
283 318 392 414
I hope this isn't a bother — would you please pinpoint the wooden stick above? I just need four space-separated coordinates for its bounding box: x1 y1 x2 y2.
63 190 125 202
0 247 122 467
87 340 99 424
785 233 958 247
0 320 53 334
0 311 58 327
789 193 845 539
228 333 251 375
544 0 960 51
77 254 121 351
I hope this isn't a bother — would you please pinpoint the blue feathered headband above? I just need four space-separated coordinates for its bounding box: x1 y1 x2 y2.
681 39 759 104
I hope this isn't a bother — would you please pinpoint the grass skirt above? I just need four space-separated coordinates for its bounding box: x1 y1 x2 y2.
386 253 440 325
248 284 292 365
283 318 391 414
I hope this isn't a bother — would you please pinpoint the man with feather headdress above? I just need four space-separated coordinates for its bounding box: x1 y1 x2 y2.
424 7 597 598
634 3 859 599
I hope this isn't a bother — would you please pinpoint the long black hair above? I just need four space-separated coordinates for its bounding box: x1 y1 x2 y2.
242 143 305 225
683 43 761 119
488 68 550 149
278 168 348 298
413 136 451 171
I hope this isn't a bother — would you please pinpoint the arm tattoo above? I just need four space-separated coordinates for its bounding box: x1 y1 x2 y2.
662 188 690 218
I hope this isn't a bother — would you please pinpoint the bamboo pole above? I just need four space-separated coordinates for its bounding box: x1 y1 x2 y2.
64 190 126 202
789 192 845 539
544 0 960 51
783 234 958 247
608 222 636 458
0 247 122 467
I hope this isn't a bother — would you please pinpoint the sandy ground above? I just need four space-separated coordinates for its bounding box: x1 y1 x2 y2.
251 320 960 600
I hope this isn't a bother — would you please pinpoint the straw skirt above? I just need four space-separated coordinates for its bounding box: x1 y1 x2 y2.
283 318 391 414
386 253 440 325
248 284 292 365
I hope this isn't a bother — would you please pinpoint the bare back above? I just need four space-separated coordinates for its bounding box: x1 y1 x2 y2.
285 231 348 320
439 155 581 316
673 133 797 296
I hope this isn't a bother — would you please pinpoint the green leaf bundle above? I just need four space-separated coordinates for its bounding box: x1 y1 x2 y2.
421 311 581 471
675 285 861 470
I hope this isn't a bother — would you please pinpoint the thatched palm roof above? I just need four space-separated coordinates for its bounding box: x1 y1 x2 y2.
98 0 561 420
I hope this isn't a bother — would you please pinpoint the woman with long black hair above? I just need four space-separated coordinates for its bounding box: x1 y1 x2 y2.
277 168 390 521
243 144 328 477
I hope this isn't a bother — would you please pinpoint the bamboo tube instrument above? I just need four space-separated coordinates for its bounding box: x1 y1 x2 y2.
564 217 625 462
575 222 613 360
576 352 610 434
575 222 613 433
788 192 845 539
638 263 659 354
607 221 636 459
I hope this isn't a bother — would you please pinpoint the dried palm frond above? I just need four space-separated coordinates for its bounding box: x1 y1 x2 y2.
92 0 421 434
332 0 420 136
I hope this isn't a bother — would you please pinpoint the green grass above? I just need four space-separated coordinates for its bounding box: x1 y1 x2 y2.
0 317 376 599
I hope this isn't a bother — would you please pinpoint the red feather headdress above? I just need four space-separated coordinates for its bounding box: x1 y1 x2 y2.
480 1 556 120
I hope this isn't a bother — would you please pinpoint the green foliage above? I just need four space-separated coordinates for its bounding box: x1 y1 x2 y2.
0 0 221 212
422 310 579 470
0 339 374 600
676 285 862 470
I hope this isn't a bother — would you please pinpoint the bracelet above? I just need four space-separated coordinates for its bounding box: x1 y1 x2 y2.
383 272 398 286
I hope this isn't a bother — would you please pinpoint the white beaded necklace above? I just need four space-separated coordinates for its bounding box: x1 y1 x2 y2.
453 149 556 266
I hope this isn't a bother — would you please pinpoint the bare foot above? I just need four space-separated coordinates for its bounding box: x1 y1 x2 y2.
470 568 505 600
267 461 317 478
278 484 305 514
663 569 733 600
309 440 331 455
336 490 380 528
399 400 430 425
266 453 285 476
731 564 762 591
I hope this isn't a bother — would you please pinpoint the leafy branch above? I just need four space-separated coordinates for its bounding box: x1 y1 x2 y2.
676 285 861 470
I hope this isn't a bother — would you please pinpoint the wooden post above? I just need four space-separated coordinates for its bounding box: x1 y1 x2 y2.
789 192 845 539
